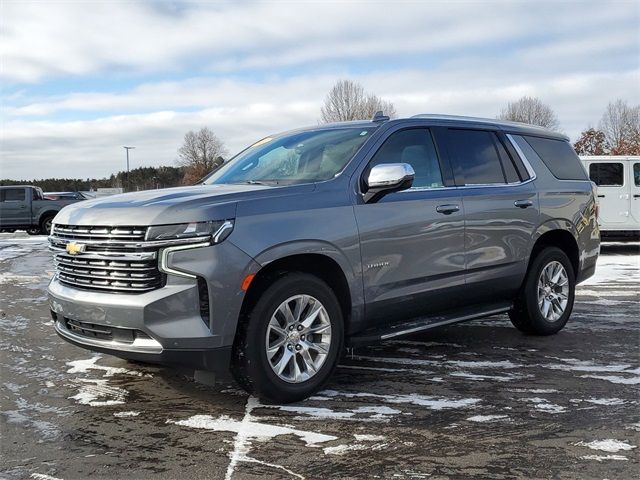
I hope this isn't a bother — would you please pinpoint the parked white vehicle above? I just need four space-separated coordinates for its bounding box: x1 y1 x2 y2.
580 156 640 241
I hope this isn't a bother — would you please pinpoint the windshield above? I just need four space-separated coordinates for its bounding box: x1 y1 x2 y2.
203 127 376 185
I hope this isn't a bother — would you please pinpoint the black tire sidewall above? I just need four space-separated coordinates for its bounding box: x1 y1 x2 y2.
40 215 55 235
523 247 575 334
243 273 344 403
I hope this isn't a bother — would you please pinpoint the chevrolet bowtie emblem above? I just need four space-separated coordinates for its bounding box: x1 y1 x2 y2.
66 242 86 255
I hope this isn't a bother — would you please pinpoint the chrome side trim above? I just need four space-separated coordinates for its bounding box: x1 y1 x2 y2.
158 241 211 279
506 134 538 181
380 306 510 340
55 320 163 354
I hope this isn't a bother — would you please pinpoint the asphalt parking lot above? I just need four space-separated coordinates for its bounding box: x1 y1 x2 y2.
1 234 638 480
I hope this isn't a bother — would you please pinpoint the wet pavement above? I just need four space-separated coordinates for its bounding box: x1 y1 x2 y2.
1 233 638 479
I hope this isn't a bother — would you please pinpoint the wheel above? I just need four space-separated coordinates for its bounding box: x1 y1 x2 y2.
40 215 55 235
231 272 344 403
509 246 575 335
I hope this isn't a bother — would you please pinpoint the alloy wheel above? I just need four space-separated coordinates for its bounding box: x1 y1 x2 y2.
265 294 332 383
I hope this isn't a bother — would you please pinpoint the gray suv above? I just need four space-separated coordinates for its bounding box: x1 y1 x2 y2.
47 114 600 402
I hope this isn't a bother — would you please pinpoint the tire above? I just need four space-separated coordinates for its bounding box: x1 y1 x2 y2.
509 246 575 335
40 215 55 235
26 228 40 235
231 272 344 403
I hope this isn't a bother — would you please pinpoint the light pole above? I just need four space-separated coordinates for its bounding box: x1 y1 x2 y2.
123 146 135 192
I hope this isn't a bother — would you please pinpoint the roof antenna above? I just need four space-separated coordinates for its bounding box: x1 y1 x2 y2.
372 111 390 122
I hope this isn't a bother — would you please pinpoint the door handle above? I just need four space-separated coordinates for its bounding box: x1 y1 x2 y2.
597 195 605 198
436 204 460 215
514 200 533 208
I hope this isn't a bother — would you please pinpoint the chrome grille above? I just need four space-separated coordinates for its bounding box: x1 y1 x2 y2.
49 224 162 293
53 224 147 241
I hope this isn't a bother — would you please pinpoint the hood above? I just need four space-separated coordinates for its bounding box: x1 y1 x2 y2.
53 183 315 226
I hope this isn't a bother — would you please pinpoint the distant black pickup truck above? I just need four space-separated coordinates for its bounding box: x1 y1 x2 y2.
0 185 83 235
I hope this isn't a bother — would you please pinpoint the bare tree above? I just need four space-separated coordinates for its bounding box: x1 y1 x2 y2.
177 127 228 184
573 128 607 156
498 96 560 131
320 79 396 123
599 99 640 155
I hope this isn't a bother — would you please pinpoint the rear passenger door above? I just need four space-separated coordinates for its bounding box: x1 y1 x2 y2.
442 128 539 304
354 126 465 323
0 188 30 226
587 161 630 227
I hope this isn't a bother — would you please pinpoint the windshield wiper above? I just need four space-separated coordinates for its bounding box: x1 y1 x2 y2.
232 180 279 186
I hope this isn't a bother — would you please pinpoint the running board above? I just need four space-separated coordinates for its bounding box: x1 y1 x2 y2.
347 302 512 347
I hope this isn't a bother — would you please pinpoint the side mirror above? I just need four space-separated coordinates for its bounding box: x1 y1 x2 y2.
363 163 415 203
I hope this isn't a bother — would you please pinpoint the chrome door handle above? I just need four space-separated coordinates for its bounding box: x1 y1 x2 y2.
436 204 460 215
514 200 533 208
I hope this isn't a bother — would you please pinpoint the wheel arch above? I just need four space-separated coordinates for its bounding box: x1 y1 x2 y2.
529 221 580 276
238 247 361 336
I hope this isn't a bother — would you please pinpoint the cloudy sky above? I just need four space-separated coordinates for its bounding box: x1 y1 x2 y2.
1 0 639 180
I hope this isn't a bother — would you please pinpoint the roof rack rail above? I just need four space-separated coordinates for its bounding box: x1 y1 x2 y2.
372 111 390 123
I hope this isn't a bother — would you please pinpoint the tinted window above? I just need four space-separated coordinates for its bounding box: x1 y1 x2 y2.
369 129 444 188
494 138 520 183
2 188 25 202
589 163 624 186
447 129 505 185
634 163 640 187
524 136 587 180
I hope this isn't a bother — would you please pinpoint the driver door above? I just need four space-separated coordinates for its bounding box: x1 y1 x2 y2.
353 127 465 323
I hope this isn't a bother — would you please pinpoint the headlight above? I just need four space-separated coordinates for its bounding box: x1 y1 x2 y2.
146 220 234 243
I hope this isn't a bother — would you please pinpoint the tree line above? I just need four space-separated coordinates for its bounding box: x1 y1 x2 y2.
0 166 185 192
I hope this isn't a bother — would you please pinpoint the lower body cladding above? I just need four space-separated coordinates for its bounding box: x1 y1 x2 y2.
48 241 259 371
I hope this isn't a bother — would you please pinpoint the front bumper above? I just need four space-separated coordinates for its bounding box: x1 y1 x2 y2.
48 241 259 371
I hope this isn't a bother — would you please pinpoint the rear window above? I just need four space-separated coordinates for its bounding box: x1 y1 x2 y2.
589 163 624 186
446 129 506 185
523 136 587 180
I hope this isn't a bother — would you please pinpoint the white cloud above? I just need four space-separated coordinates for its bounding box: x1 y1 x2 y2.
0 0 638 179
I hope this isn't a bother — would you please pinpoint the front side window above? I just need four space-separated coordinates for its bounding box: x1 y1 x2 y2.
589 163 624 186
204 127 376 185
447 129 505 185
634 163 640 187
368 128 444 189
2 188 26 202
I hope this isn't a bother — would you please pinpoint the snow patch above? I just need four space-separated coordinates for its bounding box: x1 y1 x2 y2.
114 411 140 417
580 374 640 385
319 390 480 410
576 439 637 453
354 434 386 441
466 415 509 422
522 397 566 414
580 454 628 462
69 379 127 406
168 414 336 446
30 474 64 480
66 356 148 377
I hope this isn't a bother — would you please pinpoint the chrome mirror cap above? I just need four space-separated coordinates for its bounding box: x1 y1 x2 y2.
364 163 415 203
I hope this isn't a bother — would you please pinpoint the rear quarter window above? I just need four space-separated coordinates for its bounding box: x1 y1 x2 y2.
523 136 588 180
